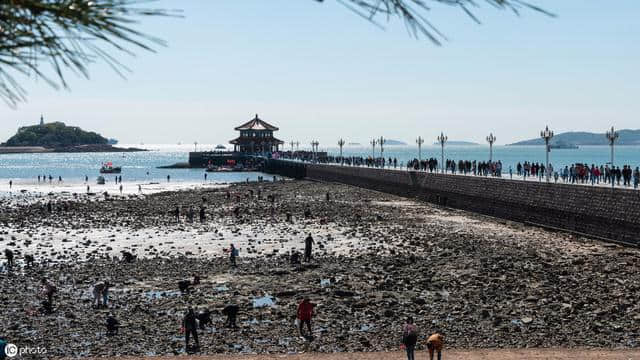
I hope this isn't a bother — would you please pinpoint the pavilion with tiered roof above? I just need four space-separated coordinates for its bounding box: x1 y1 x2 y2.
230 114 284 153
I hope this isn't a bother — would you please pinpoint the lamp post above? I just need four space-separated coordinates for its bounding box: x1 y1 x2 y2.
437 132 447 173
606 126 619 189
370 138 377 160
486 133 496 163
540 126 554 182
194 141 198 152
295 141 300 152
290 140 295 152
416 136 424 165
338 138 346 164
311 140 319 163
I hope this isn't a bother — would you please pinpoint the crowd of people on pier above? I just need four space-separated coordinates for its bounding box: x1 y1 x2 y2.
282 152 640 189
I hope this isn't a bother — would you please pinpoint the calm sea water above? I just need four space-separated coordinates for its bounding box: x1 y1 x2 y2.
0 143 638 183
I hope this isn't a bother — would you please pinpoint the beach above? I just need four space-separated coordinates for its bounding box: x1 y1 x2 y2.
1 179 639 357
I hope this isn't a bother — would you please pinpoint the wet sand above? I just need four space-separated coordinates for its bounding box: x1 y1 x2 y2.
2 180 640 358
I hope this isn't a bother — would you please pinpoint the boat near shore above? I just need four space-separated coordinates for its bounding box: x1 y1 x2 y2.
100 162 122 174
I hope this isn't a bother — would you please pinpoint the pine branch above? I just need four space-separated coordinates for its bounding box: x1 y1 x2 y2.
0 0 176 107
329 0 554 45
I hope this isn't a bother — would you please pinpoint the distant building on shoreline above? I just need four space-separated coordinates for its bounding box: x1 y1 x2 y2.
229 114 284 154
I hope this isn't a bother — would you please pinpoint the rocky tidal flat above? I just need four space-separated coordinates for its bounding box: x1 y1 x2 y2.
1 180 640 357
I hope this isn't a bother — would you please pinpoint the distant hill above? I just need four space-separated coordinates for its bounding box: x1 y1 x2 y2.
510 129 640 146
3 122 108 147
432 140 479 146
385 139 407 145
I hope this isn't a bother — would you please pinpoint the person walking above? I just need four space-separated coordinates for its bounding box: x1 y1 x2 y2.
402 317 418 360
304 234 314 262
41 278 56 311
183 307 199 350
297 298 315 338
426 333 444 360
4 249 14 268
229 244 238 267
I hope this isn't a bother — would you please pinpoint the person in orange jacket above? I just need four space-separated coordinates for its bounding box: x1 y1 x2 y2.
426 333 444 360
297 298 315 337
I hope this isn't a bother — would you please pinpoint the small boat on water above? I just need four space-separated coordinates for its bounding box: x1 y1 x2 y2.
215 144 227 150
97 176 106 185
100 162 122 174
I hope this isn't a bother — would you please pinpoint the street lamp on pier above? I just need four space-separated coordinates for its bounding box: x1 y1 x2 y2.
540 126 554 182
370 138 378 160
437 132 447 173
295 141 300 152
194 141 198 152
311 140 319 163
338 138 346 164
379 136 386 158
606 126 619 189
290 140 295 152
486 133 496 163
416 136 424 164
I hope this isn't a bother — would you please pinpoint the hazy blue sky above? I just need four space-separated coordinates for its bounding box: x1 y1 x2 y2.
1 0 639 146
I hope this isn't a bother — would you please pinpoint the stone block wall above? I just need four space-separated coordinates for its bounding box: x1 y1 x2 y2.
265 159 640 245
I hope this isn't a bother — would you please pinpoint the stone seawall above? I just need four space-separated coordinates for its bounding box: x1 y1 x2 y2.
265 159 640 245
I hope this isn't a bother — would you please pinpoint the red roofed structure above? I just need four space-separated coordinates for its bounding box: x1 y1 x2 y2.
230 114 284 153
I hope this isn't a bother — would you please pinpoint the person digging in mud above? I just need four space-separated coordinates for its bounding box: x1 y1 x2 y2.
290 251 301 266
304 207 312 218
402 317 418 360
304 234 314 262
182 307 199 351
40 278 56 311
426 333 444 360
197 309 212 330
93 281 106 308
175 206 181 223
4 249 14 268
297 298 315 339
178 275 200 293
106 314 119 336
24 254 34 267
325 192 330 201
222 304 239 328
121 251 136 263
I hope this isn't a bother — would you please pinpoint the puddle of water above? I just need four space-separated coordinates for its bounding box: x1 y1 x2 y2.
215 285 229 292
359 323 374 332
320 279 331 287
252 296 275 308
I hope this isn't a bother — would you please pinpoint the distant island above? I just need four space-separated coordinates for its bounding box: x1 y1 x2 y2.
0 118 144 154
432 141 479 146
385 139 407 145
509 129 640 146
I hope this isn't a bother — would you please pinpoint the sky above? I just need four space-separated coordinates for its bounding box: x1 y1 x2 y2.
1 0 639 146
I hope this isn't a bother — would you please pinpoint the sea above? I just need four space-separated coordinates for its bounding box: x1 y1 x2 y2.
0 143 638 186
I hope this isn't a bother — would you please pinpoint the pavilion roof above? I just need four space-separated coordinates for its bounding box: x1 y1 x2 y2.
235 114 279 131
229 136 284 145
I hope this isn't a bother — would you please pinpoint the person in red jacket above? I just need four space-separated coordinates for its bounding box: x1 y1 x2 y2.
297 298 315 337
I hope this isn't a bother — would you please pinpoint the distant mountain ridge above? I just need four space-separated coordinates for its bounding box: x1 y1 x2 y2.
510 129 640 146
432 140 479 146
